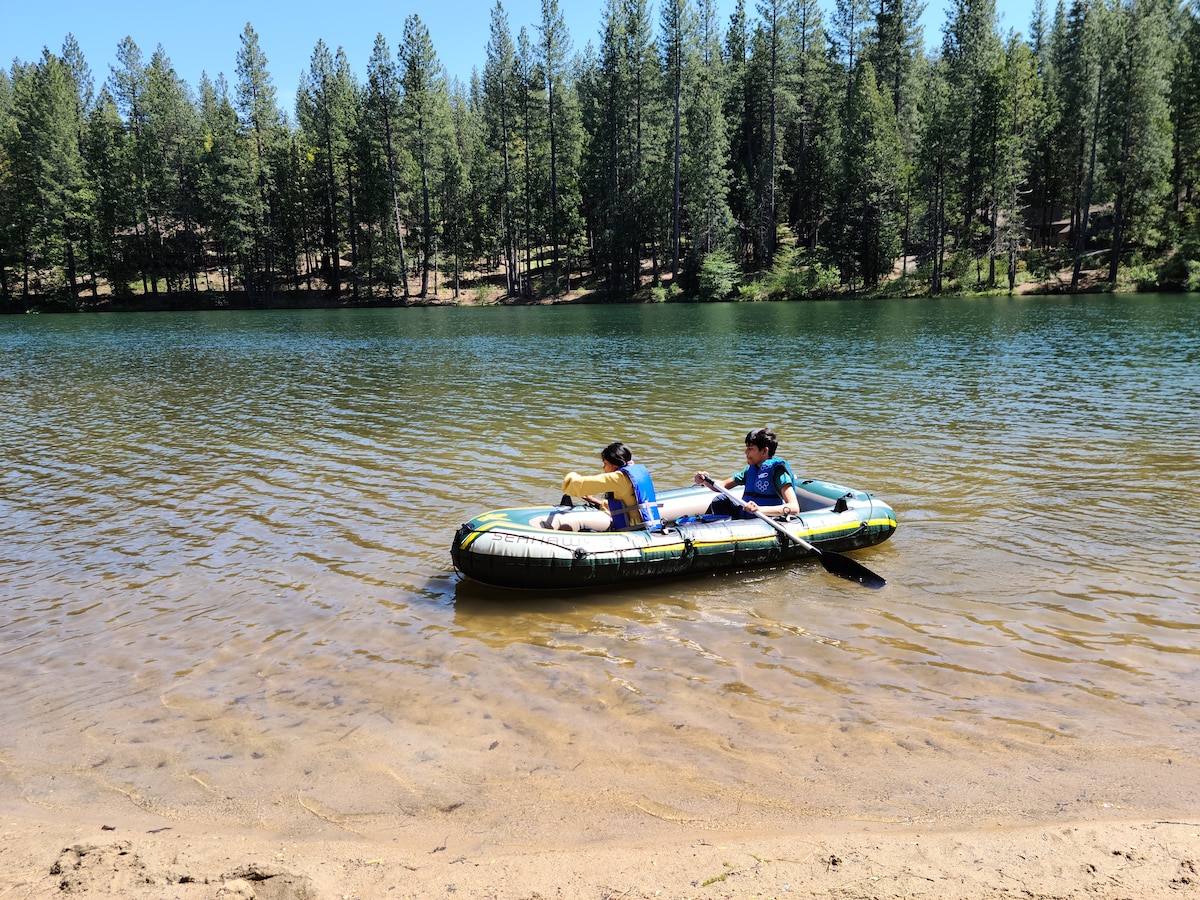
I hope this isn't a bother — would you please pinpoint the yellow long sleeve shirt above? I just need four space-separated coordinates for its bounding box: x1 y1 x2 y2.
562 470 643 527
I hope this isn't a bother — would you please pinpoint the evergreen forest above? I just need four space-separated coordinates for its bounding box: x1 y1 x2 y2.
2 0 1199 312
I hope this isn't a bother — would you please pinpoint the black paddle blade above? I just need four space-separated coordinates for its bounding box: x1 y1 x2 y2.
818 550 887 589
559 493 573 507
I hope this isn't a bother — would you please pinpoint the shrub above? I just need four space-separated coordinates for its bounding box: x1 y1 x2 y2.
1155 249 1200 292
649 281 682 303
697 249 741 301
1122 263 1159 292
1189 260 1200 293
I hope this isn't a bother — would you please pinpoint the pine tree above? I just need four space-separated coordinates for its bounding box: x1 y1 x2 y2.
868 0 921 127
7 52 94 302
59 35 106 297
539 0 575 291
60 35 94 133
941 0 1004 269
681 0 734 275
750 0 796 265
1025 0 1063 256
1054 0 1115 289
991 34 1038 289
142 47 201 295
442 77 471 297
660 0 694 280
863 0 924 278
833 0 873 109
866 0 925 135
399 14 453 297
833 62 904 288
235 23 286 295
108 36 159 294
783 0 837 252
582 0 668 296
917 58 952 291
551 70 586 293
482 2 521 296
297 40 355 296
723 0 753 266
515 27 543 297
0 66 17 305
463 69 495 277
366 33 411 298
1104 0 1173 281
1171 3 1200 238
79 86 124 295
195 73 252 292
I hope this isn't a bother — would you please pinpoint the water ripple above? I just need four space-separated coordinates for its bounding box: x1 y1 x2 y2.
2 297 1198 823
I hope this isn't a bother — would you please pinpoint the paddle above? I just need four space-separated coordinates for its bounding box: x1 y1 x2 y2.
700 476 886 589
561 493 605 511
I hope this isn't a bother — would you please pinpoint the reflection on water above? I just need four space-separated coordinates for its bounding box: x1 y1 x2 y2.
2 295 1198 831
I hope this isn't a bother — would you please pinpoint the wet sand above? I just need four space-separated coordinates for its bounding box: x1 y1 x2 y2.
3 728 1198 899
3 809 1197 898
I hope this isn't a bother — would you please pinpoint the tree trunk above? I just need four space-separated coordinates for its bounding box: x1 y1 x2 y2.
1108 115 1133 284
324 129 340 296
1072 71 1103 291
671 66 682 280
420 147 432 298
382 103 410 299
501 99 516 297
548 77 560 289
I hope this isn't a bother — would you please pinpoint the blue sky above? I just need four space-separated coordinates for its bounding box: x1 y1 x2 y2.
4 0 1036 106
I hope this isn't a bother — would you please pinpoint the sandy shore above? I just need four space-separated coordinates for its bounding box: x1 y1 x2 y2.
2 805 1197 899
3 717 1197 899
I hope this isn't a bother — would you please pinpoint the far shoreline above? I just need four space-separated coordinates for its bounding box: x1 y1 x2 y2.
6 271 1193 316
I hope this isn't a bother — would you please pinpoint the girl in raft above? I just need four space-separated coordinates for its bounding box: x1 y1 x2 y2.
562 442 660 531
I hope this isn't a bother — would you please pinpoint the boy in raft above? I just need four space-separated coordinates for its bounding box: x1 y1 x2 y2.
695 427 800 518
563 442 661 531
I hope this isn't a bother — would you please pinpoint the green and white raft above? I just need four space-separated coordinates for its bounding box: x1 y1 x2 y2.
451 477 897 590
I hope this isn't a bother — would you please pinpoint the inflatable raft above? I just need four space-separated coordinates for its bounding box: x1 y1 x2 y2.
451 477 897 590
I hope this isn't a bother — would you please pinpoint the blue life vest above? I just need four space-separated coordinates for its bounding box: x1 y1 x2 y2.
608 464 661 531
740 457 796 507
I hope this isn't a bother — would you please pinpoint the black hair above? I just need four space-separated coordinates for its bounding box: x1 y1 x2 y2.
745 427 778 457
601 441 633 467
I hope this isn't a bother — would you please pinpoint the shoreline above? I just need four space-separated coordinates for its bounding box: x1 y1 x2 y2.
4 736 1197 898
4 806 1197 898
3 267 1177 316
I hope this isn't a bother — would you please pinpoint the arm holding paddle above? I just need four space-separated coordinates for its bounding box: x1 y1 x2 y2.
695 469 798 517
698 475 887 589
563 470 623 513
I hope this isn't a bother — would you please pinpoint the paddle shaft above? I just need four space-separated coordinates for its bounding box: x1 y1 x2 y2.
701 476 818 548
701 476 886 588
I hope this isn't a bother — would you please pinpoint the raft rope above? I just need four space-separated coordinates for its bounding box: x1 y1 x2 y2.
489 530 589 556
466 528 629 559
465 525 696 561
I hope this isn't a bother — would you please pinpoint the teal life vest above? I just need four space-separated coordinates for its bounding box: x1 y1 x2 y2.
608 464 661 531
740 457 796 507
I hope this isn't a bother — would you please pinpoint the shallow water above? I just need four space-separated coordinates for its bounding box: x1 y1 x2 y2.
2 295 1198 837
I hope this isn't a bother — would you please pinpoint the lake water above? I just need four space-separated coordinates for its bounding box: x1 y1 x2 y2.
2 295 1198 842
